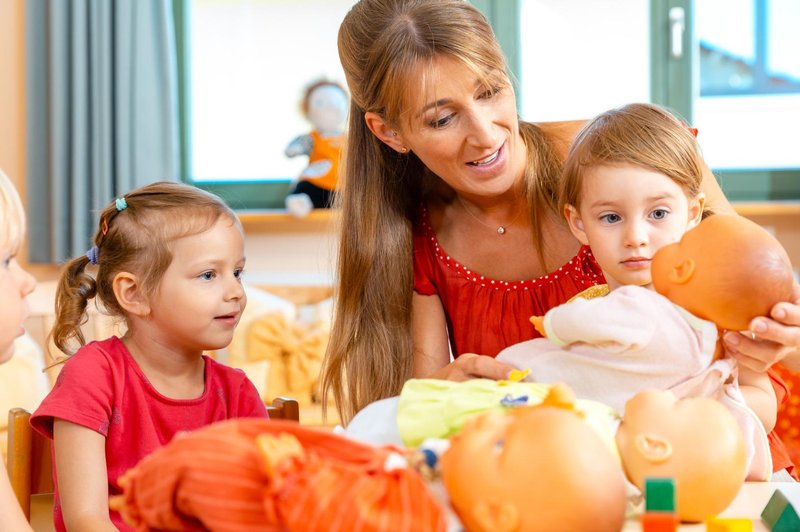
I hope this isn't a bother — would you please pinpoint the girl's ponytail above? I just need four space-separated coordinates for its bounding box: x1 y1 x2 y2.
50 254 98 356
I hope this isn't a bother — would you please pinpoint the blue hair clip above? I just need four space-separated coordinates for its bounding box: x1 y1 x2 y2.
115 197 127 211
85 245 99 265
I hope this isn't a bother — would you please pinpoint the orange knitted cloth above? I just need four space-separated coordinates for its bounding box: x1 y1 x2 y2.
110 419 446 531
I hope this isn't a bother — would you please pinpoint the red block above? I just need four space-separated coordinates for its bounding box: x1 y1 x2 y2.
641 512 679 532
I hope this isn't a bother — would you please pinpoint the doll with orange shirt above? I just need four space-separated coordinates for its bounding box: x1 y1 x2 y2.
284 80 348 217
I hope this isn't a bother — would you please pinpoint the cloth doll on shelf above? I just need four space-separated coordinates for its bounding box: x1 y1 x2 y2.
284 80 348 218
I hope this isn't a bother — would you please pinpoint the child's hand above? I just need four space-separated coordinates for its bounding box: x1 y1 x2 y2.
530 315 546 337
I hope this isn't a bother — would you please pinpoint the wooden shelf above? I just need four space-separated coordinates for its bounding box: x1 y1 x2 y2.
237 208 338 234
733 201 800 217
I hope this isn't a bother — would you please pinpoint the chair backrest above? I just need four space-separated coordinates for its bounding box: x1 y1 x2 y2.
265 397 300 422
5 399 298 520
6 408 54 521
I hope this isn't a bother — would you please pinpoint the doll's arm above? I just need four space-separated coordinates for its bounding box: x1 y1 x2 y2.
54 420 117 531
285 134 313 158
737 366 778 432
544 287 656 350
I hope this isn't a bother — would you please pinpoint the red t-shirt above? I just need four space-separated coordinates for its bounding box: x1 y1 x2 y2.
413 206 604 357
768 369 798 479
31 336 268 532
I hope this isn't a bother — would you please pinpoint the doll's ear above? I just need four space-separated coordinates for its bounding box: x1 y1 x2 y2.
565 205 589 246
633 433 673 463
668 259 695 284
364 112 407 153
472 500 520 532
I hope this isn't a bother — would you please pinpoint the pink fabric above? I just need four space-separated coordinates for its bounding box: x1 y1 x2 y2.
31 336 268 532
496 287 771 480
497 286 717 414
413 205 605 357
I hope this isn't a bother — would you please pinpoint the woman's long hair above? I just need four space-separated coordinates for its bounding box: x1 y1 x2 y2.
320 0 561 422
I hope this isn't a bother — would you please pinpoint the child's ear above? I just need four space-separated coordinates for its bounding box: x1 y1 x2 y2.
112 272 151 317
565 205 590 246
687 192 706 229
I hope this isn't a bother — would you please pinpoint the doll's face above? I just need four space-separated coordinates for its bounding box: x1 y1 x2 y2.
616 389 746 522
307 85 348 134
441 405 627 532
652 215 794 330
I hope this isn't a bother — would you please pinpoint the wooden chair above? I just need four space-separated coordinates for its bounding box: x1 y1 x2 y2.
5 398 298 522
6 408 53 522
265 396 300 422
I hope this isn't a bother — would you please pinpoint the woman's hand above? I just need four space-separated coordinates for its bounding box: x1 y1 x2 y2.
427 353 515 381
723 282 800 372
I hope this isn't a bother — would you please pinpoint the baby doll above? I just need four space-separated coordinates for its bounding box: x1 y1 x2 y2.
441 384 628 532
440 384 748 527
496 215 794 479
284 80 348 217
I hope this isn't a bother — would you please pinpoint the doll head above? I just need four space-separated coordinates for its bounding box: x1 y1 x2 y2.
301 80 348 135
440 384 627 532
615 389 746 522
651 214 794 331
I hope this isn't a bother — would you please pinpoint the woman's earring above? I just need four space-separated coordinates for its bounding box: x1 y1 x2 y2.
399 146 408 153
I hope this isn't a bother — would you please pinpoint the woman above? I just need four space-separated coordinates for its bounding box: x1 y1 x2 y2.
320 0 800 427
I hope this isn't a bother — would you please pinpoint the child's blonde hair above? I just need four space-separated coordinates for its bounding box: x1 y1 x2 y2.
51 181 239 356
0 169 26 254
560 103 707 214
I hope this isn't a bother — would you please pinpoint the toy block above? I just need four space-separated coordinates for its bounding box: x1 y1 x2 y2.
761 489 800 532
705 517 753 532
644 477 676 512
641 511 679 532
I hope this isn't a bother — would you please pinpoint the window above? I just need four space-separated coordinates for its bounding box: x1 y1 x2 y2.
694 0 800 171
182 0 356 208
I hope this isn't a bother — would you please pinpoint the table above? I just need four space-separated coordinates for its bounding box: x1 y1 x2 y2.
622 482 800 531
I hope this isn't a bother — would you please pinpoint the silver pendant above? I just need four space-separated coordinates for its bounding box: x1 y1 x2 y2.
497 226 506 235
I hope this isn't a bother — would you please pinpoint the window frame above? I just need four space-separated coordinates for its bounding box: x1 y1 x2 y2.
650 0 800 201
174 0 517 209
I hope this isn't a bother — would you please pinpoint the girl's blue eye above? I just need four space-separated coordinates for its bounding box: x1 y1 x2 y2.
200 271 215 280
600 213 621 224
234 268 245 280
651 209 669 220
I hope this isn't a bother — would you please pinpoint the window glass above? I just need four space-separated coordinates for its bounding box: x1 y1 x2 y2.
189 0 355 182
695 0 800 169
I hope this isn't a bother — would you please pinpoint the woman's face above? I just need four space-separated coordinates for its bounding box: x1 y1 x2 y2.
0 245 36 363
394 55 525 199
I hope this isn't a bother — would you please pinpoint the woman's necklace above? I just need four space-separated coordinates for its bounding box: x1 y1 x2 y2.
457 195 523 235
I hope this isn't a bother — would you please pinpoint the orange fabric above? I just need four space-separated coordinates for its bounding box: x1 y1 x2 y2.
772 365 800 479
111 419 446 532
305 130 343 191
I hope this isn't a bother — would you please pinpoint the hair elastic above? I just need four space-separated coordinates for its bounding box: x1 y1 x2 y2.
115 197 128 211
86 245 99 265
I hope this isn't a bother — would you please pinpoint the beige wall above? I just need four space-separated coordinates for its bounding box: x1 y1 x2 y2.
0 0 26 230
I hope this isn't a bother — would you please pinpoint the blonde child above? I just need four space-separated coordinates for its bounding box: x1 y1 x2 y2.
0 170 36 531
31 182 268 531
497 103 778 469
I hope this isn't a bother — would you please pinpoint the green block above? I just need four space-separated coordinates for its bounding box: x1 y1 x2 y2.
761 489 800 532
644 477 675 512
